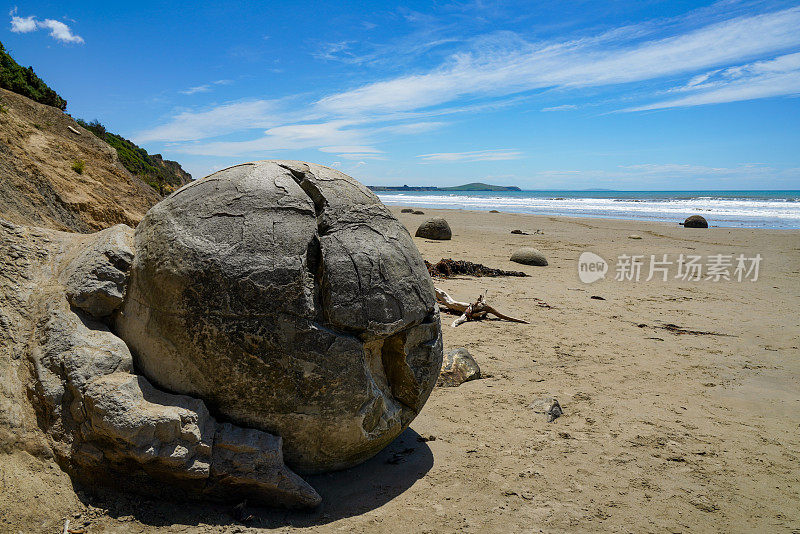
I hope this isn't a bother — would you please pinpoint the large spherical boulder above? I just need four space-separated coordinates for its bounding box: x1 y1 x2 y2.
510 247 548 266
115 160 443 474
683 215 709 228
415 217 452 240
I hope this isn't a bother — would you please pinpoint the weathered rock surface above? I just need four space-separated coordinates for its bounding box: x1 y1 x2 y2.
510 247 548 266
401 208 414 213
412 210 425 215
438 348 481 387
115 160 443 474
62 224 134 317
683 215 709 228
415 217 452 240
1 218 321 509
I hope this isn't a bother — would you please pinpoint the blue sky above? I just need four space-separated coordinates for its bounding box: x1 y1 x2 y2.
4 0 800 189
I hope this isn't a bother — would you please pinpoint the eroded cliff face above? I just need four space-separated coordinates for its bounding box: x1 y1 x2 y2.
0 88 161 232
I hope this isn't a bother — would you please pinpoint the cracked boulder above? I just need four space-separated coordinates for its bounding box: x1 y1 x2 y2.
1 219 320 509
115 160 443 473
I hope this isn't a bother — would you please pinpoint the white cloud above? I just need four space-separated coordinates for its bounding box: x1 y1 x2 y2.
625 52 800 111
417 149 523 162
9 9 36 33
134 99 294 143
541 104 578 112
138 5 800 160
179 79 234 96
38 19 84 43
9 10 84 43
316 7 800 116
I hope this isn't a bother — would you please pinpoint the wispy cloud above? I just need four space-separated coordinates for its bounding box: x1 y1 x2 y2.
417 149 523 162
138 4 800 162
624 52 800 111
9 9 84 43
316 7 800 116
179 79 234 96
541 104 578 112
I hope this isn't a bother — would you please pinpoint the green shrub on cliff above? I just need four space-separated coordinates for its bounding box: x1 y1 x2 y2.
77 119 190 194
0 41 67 110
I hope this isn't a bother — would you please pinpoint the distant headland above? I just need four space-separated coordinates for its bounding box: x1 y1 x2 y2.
369 182 521 192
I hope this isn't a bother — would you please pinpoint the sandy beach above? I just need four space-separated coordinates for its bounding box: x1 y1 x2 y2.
3 208 798 533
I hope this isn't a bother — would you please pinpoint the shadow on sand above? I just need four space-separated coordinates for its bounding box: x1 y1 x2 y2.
78 427 433 529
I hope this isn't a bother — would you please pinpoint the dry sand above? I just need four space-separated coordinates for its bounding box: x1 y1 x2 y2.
3 208 799 533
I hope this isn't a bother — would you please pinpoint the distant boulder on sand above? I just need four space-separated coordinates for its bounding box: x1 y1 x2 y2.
683 215 709 228
416 217 452 240
401 208 414 213
510 247 548 266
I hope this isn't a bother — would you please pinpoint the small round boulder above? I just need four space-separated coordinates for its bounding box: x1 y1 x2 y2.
415 218 451 240
400 208 414 213
683 215 709 228
510 247 548 266
115 161 443 474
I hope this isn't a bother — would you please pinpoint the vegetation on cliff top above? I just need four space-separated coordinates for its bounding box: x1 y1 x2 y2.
0 40 67 110
77 119 191 194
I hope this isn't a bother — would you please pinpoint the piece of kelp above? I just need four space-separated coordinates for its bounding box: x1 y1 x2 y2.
425 258 528 279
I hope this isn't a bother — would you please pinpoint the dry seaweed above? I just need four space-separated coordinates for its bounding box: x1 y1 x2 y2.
426 258 528 279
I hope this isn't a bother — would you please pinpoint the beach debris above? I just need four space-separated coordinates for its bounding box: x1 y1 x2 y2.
511 229 543 235
529 397 563 422
590 295 605 300
67 125 81 135
682 215 709 228
657 323 730 336
510 247 548 266
415 217 451 239
425 258 528 279
435 288 528 327
413 210 425 214
401 208 414 213
628 234 642 239
438 348 482 387
115 160 443 475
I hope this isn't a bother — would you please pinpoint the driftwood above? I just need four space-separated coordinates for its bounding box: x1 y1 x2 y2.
435 288 528 327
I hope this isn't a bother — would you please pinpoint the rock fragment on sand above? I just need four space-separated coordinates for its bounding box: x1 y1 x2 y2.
415 217 452 240
511 229 529 235
438 348 481 387
401 208 414 213
413 210 425 215
628 234 642 239
116 160 443 474
489 209 500 213
529 397 562 422
683 215 709 228
510 247 548 266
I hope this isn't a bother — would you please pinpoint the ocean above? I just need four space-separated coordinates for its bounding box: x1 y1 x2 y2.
376 190 800 229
